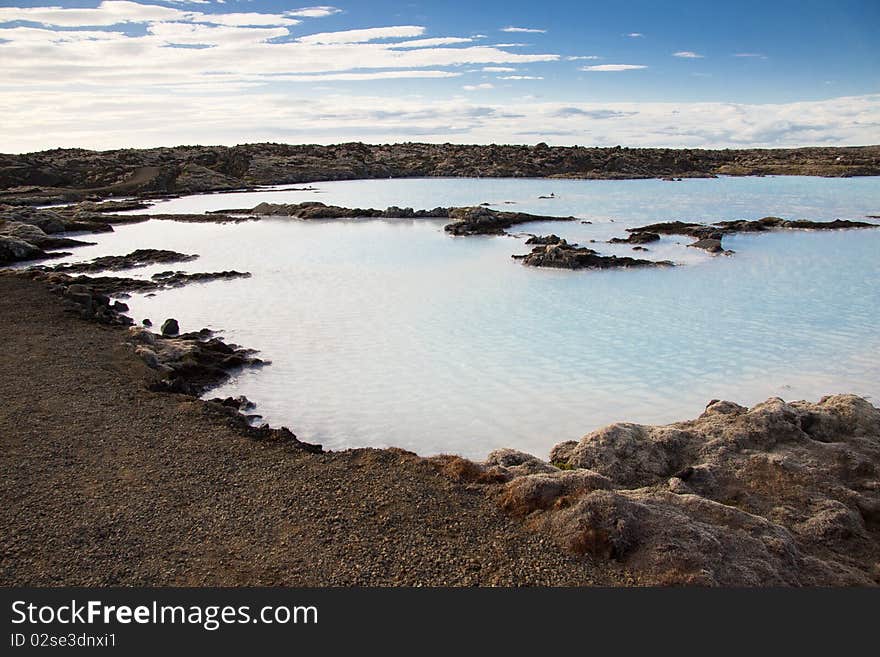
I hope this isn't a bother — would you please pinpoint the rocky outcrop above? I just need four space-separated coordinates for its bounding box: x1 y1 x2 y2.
46 249 197 274
444 206 576 236
525 234 564 245
160 318 180 336
251 201 448 220
629 216 879 240
0 205 129 265
17 267 251 296
150 270 251 288
513 239 674 270
609 231 661 245
486 395 880 586
0 235 60 265
687 238 728 254
2 144 879 205
622 216 879 257
127 325 263 395
246 201 576 236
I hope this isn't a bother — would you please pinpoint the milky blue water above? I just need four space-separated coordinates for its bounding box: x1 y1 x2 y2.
44 176 880 458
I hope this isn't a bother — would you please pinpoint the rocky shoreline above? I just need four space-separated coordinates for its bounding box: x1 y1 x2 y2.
1 270 877 586
4 199 879 272
2 143 879 206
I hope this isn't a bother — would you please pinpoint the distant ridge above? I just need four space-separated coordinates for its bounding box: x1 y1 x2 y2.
1 143 879 205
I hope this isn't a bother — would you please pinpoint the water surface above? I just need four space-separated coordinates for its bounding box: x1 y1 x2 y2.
45 176 880 458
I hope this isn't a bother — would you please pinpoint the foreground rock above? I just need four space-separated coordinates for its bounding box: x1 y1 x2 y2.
127 325 265 396
2 144 879 205
481 395 880 585
513 238 674 270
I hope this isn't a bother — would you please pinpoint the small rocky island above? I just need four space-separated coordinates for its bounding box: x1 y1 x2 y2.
513 237 674 270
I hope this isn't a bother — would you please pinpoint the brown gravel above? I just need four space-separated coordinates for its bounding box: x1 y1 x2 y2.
0 275 624 586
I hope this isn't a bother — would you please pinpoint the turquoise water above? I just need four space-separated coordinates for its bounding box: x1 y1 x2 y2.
45 176 880 458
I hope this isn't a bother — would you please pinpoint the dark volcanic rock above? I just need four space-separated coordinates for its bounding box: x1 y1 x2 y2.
688 238 726 253
625 216 879 257
2 144 879 205
627 221 705 237
127 325 267 398
444 206 576 236
247 201 575 236
150 270 251 287
514 240 674 270
0 235 49 265
160 318 180 336
525 234 564 245
23 268 252 296
609 231 661 245
47 249 198 274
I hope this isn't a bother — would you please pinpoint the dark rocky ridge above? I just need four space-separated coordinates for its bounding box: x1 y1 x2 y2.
0 203 256 266
2 143 879 205
622 216 880 255
47 249 198 274
22 266 251 296
248 201 576 236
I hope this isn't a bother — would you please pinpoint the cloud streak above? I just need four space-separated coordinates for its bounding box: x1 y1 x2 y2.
501 26 546 33
581 64 647 71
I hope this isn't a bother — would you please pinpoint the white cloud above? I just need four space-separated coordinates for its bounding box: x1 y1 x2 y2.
0 2 305 28
482 66 516 72
462 83 494 90
0 1 188 27
581 64 647 72
501 26 545 33
286 6 342 18
498 75 543 80
673 51 703 58
0 8 560 93
734 52 767 59
4 91 877 152
566 55 601 60
626 32 643 38
269 70 462 82
297 26 425 44
391 37 473 48
148 22 289 46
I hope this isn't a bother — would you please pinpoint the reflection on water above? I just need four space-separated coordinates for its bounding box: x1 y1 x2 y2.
45 176 880 458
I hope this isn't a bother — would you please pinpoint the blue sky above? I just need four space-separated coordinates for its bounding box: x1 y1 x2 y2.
1 1 878 151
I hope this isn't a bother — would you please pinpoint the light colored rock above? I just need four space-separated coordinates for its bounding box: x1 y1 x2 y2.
500 394 880 585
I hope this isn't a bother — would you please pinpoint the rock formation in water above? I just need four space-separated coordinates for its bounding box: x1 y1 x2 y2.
513 238 674 270
616 216 879 256
247 201 576 236
477 395 880 585
47 249 198 274
17 266 250 297
2 143 879 205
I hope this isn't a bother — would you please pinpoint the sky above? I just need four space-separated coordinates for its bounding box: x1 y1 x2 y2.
0 0 878 152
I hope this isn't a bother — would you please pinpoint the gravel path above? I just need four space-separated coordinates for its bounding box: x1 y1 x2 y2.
0 275 623 586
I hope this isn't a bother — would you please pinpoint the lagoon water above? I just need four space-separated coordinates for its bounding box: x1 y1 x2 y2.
47 176 880 458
